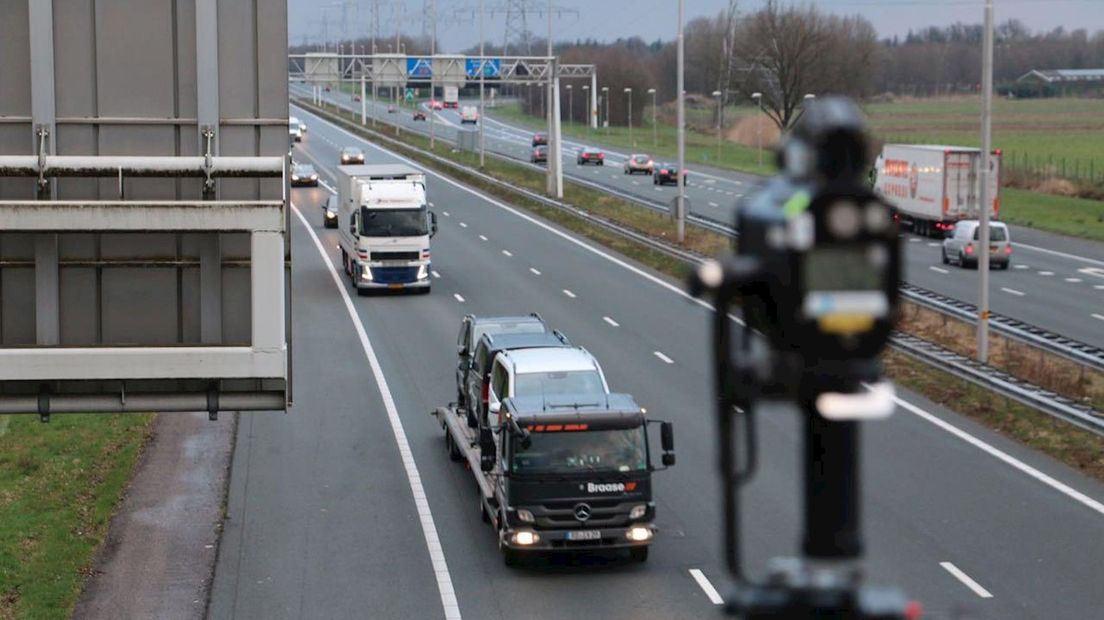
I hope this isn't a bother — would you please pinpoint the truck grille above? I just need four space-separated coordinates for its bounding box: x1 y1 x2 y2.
534 499 632 528
369 266 420 283
370 251 420 261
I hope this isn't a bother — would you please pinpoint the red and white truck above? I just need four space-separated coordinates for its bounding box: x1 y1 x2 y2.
874 144 1001 237
443 85 460 109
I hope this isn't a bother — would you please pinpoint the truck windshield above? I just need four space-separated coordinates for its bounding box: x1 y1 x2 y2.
512 427 647 475
359 206 429 237
513 370 604 397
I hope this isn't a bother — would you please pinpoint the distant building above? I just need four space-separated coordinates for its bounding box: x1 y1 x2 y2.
1013 69 1104 97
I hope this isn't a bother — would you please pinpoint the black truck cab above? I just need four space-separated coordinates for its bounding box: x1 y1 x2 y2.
488 393 675 564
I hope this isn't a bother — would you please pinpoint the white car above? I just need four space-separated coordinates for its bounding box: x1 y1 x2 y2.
290 115 307 134
460 106 479 124
486 347 610 425
942 220 1012 269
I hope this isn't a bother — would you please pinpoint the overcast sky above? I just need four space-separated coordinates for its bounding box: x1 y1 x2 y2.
289 0 1104 51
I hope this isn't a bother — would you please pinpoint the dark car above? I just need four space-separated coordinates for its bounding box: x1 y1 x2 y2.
462 330 570 428
530 145 548 164
413 111 427 121
624 154 654 175
339 146 365 165
653 163 688 186
322 195 338 228
290 163 319 187
531 132 548 147
576 147 605 166
455 314 549 407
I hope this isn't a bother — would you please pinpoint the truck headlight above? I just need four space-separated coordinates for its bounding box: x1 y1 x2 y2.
629 504 647 520
291 175 299 181
325 210 336 219
360 268 373 281
513 531 539 546
416 264 429 280
625 527 652 542
516 509 534 523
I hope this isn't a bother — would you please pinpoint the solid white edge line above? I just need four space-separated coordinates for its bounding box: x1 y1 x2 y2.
688 569 724 605
939 562 994 599
291 205 462 620
892 396 1104 517
296 103 1104 519
1016 242 1104 267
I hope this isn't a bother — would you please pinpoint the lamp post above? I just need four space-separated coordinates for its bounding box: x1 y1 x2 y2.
751 92 763 167
648 88 657 152
601 86 609 135
565 83 574 126
712 90 723 162
676 0 685 242
582 85 590 134
624 87 633 146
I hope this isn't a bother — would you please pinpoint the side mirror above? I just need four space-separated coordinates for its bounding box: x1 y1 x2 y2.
479 427 496 472
489 402 501 415
661 422 675 452
429 211 438 237
662 453 676 467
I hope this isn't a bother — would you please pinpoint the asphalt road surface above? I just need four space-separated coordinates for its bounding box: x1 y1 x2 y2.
294 85 1104 349
206 104 1104 619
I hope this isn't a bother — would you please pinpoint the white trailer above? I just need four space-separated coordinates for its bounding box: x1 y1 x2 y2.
444 85 460 109
874 144 1002 237
336 165 437 294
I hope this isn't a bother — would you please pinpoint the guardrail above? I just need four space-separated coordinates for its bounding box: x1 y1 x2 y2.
297 99 1104 436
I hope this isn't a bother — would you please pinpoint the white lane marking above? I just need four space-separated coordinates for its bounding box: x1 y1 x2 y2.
602 316 620 327
431 270 441 279
927 242 940 247
632 181 640 186
1092 313 1104 322
930 266 949 274
1013 264 1029 269
940 562 993 599
479 234 488 241
502 249 512 257
1039 271 1054 276
459 222 468 228
428 202 435 207
1001 287 1025 296
562 289 576 299
909 237 921 243
709 202 719 208
654 351 674 364
892 396 1104 517
654 187 663 192
1016 242 1104 267
689 569 724 605
529 267 542 275
1079 267 1104 279
1065 278 1082 283
1095 285 1104 290
442 211 450 217
453 293 466 303
291 205 462 620
318 179 337 193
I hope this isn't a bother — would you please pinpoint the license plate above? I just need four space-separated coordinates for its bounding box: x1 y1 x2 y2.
381 261 408 267
990 245 998 252
388 284 404 290
566 530 601 541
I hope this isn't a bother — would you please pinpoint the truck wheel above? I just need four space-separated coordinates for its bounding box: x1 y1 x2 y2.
629 546 649 563
447 432 463 462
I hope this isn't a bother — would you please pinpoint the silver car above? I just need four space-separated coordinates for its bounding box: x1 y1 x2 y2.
942 220 1012 269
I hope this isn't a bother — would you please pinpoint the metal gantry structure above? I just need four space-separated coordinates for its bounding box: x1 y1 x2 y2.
289 53 598 199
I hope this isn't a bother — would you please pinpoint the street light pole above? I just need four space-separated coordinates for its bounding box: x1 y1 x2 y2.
479 0 486 167
566 84 573 128
582 85 590 134
978 0 995 362
712 90 722 162
676 0 685 243
624 87 633 147
648 88 657 152
601 86 609 135
751 92 763 167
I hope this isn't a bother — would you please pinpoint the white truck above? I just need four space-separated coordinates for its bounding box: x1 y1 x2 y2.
460 105 479 124
336 165 437 294
444 85 460 109
874 144 1002 237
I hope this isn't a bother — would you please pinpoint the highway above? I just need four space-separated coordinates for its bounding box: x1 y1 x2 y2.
206 103 1104 619
296 84 1104 349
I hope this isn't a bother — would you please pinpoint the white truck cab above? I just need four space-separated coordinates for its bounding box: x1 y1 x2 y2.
336 164 437 294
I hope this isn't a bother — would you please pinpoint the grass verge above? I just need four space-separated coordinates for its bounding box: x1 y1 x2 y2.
300 99 1104 483
1000 188 1104 242
0 414 153 620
